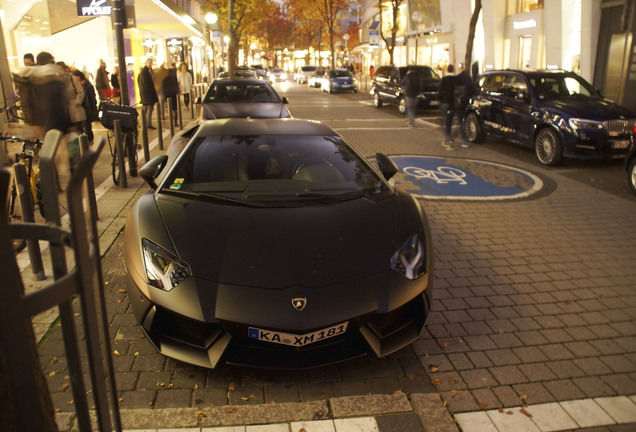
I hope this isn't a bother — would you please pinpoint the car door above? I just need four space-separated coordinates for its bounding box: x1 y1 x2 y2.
374 67 393 100
501 74 535 146
476 73 508 136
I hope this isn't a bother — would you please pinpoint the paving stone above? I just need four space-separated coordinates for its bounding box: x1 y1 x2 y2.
591 340 627 356
544 379 586 400
447 353 473 371
546 361 586 379
330 379 368 397
560 399 614 428
138 371 173 390
489 332 524 348
541 328 574 343
572 377 616 398
485 349 521 366
119 389 157 409
298 382 335 402
489 366 528 385
599 355 636 373
410 393 459 432
470 388 501 410
173 367 208 389
441 389 480 413
466 351 493 369
264 383 300 404
601 374 636 394
517 363 558 381
572 358 613 376
376 412 425 432
491 386 523 408
511 382 555 405
459 369 498 388
192 387 228 408
564 341 602 358
364 377 402 394
131 353 166 372
516 330 550 346
463 335 497 351
594 396 636 423
540 344 575 361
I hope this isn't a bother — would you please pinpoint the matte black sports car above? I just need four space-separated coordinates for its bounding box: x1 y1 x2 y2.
123 118 434 369
201 78 291 120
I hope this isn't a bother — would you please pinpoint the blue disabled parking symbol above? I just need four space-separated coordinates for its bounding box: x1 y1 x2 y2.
389 156 543 200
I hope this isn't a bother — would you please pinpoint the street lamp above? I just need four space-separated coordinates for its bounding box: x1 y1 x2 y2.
343 33 350 67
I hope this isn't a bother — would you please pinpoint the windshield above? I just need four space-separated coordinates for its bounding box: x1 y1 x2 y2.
529 74 599 101
204 82 281 103
161 134 391 204
302 66 317 72
331 70 352 78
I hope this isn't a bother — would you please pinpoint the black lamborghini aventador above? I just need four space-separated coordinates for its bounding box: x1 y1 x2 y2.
123 117 434 369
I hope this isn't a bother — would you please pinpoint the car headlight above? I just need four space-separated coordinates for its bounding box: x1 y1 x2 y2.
569 118 604 132
142 238 191 291
391 233 426 280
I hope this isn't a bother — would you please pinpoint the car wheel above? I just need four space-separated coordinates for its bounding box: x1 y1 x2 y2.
465 112 485 143
374 93 383 108
398 97 407 115
628 156 636 196
535 127 563 166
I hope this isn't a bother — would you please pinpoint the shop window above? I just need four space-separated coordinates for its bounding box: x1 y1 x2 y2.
518 0 544 13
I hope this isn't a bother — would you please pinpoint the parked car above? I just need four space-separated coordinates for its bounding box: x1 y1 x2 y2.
465 69 636 166
123 118 434 370
294 65 318 84
371 65 441 114
321 69 359 93
200 78 291 119
270 67 288 82
252 64 272 82
308 69 327 88
216 66 259 79
626 132 636 195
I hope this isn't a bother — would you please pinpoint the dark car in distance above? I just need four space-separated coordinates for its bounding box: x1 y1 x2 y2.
465 69 636 166
371 65 441 114
321 69 359 93
123 118 434 370
200 79 290 119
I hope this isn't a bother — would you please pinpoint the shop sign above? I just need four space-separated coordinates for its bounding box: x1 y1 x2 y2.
167 39 183 47
369 30 380 46
513 19 536 30
77 0 112 17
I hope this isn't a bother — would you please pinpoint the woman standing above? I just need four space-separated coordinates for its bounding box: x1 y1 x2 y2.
111 66 121 103
176 63 193 110
73 69 98 142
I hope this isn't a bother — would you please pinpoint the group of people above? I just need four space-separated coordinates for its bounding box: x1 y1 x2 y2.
137 59 193 130
13 52 100 145
400 62 477 150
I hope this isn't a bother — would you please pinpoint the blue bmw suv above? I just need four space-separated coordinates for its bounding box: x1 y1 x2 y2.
465 69 636 166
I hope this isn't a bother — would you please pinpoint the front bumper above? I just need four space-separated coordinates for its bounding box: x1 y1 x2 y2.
126 272 432 370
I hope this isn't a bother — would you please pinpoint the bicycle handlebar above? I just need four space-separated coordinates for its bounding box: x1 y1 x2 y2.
0 136 43 146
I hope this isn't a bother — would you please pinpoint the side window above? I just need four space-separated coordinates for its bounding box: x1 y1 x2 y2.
505 75 528 100
480 74 506 96
390 68 400 83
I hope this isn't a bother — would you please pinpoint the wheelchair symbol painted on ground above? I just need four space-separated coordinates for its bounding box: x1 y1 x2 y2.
389 156 543 200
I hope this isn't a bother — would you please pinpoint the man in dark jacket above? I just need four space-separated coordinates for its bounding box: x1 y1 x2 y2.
400 66 420 127
138 58 159 129
73 69 98 142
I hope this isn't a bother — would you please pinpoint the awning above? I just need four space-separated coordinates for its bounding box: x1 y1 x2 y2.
369 21 379 30
133 0 203 38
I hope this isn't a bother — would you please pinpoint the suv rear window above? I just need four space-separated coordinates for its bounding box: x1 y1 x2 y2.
302 66 317 72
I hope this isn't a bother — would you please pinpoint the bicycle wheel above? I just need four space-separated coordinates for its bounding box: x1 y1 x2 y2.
7 178 26 253
112 143 120 185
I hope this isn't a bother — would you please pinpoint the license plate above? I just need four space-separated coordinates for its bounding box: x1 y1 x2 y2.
430 100 440 106
612 140 630 149
248 322 348 347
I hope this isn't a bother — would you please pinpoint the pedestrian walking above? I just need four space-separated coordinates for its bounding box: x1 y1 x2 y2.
163 67 180 126
23 53 34 66
400 66 420 127
57 61 86 132
176 62 193 110
12 51 71 140
138 58 158 129
95 59 112 100
73 69 98 143
111 65 121 103
369 65 374 77
153 62 168 119
439 64 458 149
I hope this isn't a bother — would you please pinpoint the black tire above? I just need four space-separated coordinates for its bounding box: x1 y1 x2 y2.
398 97 407 115
535 127 563 166
628 156 636 196
373 92 383 108
112 145 120 185
36 183 45 218
465 112 485 143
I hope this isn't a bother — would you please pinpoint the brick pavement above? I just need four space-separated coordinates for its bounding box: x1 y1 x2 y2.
30 91 636 430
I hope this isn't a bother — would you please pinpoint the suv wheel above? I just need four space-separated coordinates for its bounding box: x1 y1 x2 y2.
398 97 407 115
465 112 485 143
628 156 636 196
373 92 383 108
535 127 563 166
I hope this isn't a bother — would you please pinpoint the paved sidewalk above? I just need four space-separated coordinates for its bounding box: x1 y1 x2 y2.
20 95 636 431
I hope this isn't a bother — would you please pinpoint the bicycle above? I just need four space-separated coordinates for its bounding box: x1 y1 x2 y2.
98 98 140 185
2 135 44 252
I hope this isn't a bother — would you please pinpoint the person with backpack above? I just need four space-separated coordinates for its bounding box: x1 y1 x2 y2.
439 64 472 149
73 69 98 143
400 66 421 127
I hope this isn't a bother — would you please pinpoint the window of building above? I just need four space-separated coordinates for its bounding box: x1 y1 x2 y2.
508 0 544 14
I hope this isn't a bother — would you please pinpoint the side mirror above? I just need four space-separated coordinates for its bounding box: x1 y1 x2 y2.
515 90 528 101
282 96 289 104
139 154 169 190
376 152 399 180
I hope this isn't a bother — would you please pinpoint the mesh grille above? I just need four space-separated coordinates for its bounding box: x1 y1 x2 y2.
604 119 635 136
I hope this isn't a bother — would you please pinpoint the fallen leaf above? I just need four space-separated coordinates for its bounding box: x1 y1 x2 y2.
194 384 198 389
520 408 532 417
167 383 173 389
479 402 487 410
134 352 140 357
156 382 165 387
447 378 457 384
67 400 74 405
54 409 61 413
441 342 449 348
520 394 528 402
118 289 126 293
498 408 504 413
299 428 308 432
226 406 237 413
61 383 70 391
407 374 416 380
432 379 441 385
443 400 447 407
113 350 121 356
195 410 204 415
228 382 236 391
457 339 464 344
430 367 439 373
241 397 249 401
498 329 504 334
49 371 56 377
506 410 513 415
451 390 458 396
393 390 404 395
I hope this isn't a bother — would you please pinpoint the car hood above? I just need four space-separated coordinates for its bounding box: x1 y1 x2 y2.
542 97 636 120
156 194 400 289
202 103 290 119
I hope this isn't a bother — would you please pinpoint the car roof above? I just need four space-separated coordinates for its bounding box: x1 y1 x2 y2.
197 118 338 137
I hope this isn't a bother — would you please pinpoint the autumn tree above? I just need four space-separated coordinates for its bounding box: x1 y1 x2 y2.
315 0 349 68
289 0 327 64
465 0 482 73
378 0 404 65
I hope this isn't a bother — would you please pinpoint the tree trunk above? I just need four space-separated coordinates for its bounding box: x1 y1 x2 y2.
465 0 482 71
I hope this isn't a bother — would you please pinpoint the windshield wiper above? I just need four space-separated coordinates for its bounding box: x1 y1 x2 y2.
295 190 366 201
162 189 265 207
